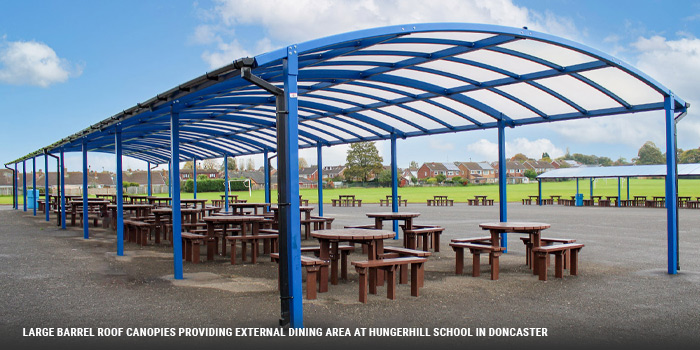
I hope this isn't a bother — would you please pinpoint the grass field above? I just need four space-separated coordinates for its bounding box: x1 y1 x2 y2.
2 178 699 205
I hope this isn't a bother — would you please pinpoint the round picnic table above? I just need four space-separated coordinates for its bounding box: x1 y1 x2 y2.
181 198 208 209
479 222 551 275
202 215 268 261
365 212 420 230
311 228 395 290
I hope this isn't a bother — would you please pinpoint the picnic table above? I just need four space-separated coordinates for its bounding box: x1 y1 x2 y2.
311 228 395 289
379 195 407 206
68 200 110 227
229 202 270 215
202 215 267 261
95 194 117 203
146 196 171 207
650 196 665 208
677 196 691 208
468 195 493 206
427 195 453 206
365 212 420 231
479 222 551 276
108 204 154 230
127 195 150 204
181 198 208 209
332 195 362 207
151 207 203 244
633 195 647 207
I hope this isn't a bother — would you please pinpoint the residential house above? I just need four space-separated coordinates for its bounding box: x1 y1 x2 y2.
320 165 345 181
524 160 555 174
417 162 461 180
551 159 582 168
455 162 496 184
299 166 319 181
491 161 528 184
179 168 219 181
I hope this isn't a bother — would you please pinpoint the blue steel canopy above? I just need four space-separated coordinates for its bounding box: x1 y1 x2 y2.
537 164 700 179
7 23 689 164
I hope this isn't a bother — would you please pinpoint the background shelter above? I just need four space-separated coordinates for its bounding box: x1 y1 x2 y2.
3 23 689 328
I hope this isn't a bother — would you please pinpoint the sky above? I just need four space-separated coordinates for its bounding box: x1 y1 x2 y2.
1 0 699 173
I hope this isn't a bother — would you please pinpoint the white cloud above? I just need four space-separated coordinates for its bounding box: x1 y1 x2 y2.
466 137 563 161
0 39 81 87
630 34 700 150
195 0 582 67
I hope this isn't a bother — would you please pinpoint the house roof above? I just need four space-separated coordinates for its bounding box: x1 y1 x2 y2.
298 166 318 176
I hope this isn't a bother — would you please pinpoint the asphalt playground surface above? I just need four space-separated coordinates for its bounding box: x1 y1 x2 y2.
1 202 699 350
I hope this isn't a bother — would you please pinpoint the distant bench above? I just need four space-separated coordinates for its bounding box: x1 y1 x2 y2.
332 195 362 207
380 195 408 207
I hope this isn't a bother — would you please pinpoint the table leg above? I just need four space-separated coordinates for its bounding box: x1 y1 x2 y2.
330 243 339 285
374 218 383 230
318 240 330 293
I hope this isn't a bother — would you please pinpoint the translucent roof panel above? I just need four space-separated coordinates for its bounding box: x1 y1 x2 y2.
10 23 686 164
537 164 700 179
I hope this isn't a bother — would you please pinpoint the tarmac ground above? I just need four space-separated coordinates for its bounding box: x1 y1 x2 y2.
1 202 699 350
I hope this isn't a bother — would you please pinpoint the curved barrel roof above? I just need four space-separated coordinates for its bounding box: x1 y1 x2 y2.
7 23 689 165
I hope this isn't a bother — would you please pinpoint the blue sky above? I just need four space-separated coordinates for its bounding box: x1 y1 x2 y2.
1 0 699 172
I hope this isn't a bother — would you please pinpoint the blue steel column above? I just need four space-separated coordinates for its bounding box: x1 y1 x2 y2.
391 134 399 239
617 177 621 207
626 177 630 200
576 178 580 206
168 161 172 198
497 119 508 250
147 162 152 196
44 155 49 220
224 154 229 213
115 127 124 255
317 143 324 217
537 179 542 206
664 95 679 274
193 158 197 199
171 105 184 279
22 161 26 212
264 150 271 207
82 141 89 239
60 149 66 230
32 157 36 216
280 48 303 328
590 178 594 202
14 163 18 210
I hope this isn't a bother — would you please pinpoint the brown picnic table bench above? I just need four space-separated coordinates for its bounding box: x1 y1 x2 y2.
427 195 453 206
331 194 362 207
379 195 407 206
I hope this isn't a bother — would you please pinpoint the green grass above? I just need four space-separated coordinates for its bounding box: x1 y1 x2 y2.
3 178 698 205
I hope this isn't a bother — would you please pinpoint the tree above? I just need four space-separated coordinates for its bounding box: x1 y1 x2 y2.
451 176 463 185
377 169 397 186
298 157 309 169
435 174 447 183
410 176 418 184
613 157 630 166
541 152 550 160
202 159 219 170
344 142 383 183
679 149 700 164
636 141 665 165
246 158 255 171
409 161 419 169
511 153 529 162
182 161 194 170
523 169 538 180
218 157 236 171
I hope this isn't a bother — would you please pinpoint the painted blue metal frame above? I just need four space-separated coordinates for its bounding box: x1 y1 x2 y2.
44 155 49 221
115 128 124 256
224 154 229 212
317 143 323 216
60 149 66 230
32 157 36 216
22 161 26 212
14 163 18 210
82 141 89 239
171 106 184 280
264 150 271 208
664 95 679 274
147 162 152 196
193 158 198 199
497 120 507 250
391 134 399 239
